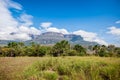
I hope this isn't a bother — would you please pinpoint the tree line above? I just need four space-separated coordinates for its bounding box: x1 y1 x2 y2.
0 40 120 57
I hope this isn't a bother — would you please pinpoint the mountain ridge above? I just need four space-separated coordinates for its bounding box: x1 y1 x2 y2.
29 32 98 46
0 32 98 46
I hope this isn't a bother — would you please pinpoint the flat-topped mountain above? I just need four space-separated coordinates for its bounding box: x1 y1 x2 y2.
0 32 98 46
29 32 97 46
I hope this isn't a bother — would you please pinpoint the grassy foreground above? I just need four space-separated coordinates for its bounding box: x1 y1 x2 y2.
0 57 120 80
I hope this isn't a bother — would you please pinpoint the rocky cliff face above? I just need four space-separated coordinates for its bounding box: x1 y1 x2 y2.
30 32 98 46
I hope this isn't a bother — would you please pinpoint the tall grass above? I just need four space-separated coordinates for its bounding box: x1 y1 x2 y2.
23 57 120 80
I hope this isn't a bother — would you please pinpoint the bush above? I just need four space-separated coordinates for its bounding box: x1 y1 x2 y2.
67 50 78 56
37 46 47 57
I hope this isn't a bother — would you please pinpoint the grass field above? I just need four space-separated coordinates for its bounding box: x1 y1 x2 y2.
0 56 120 80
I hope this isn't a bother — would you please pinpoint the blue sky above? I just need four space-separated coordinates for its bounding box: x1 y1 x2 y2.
14 0 120 30
0 0 120 46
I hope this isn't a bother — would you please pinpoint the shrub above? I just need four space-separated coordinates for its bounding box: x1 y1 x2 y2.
67 50 78 56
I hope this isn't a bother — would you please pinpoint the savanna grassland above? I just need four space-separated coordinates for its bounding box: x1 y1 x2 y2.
0 56 120 80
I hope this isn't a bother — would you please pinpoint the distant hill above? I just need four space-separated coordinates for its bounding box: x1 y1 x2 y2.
27 32 98 46
0 32 98 46
0 40 13 46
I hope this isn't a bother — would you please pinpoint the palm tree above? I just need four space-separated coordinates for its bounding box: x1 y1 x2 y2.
73 44 86 56
93 45 100 55
51 40 70 56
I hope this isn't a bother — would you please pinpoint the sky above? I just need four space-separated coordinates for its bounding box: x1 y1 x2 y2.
0 0 120 46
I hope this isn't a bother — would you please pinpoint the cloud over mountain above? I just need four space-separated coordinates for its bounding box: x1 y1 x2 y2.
73 30 108 45
39 22 108 45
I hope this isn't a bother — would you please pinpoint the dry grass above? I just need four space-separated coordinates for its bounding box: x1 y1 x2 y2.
0 57 42 80
0 56 120 80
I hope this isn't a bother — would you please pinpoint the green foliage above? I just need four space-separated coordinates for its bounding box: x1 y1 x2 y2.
8 42 18 48
73 44 86 56
115 47 120 57
0 47 2 56
0 41 120 57
37 46 47 57
51 40 70 56
67 50 78 56
98 48 108 57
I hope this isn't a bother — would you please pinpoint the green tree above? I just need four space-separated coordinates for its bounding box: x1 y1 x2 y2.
114 47 120 57
73 44 86 56
24 46 35 56
37 46 47 57
67 50 78 56
0 47 2 56
107 45 116 56
8 42 18 48
51 40 70 56
93 45 100 55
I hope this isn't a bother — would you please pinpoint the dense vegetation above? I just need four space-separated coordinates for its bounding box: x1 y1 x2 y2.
0 40 120 57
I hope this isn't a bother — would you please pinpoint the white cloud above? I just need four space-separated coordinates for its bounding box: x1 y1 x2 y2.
94 39 108 46
30 27 41 35
107 26 120 47
73 30 97 41
0 0 22 10
40 22 69 34
0 0 18 32
0 0 41 41
11 33 32 41
46 27 60 32
19 26 40 35
115 20 120 24
40 22 52 29
46 27 69 34
107 26 120 36
73 30 108 45
19 13 33 27
59 29 69 34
